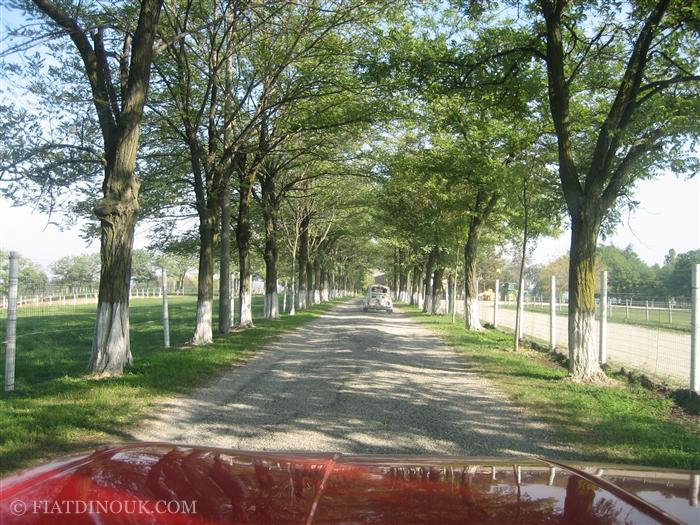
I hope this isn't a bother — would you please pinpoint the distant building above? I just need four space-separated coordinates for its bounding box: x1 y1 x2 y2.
373 272 387 285
479 288 495 302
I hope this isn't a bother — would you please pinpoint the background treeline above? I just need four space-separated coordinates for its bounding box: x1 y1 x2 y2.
472 245 700 303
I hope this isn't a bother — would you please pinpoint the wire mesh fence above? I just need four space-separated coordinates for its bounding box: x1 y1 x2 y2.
474 300 692 388
0 252 303 392
439 268 698 390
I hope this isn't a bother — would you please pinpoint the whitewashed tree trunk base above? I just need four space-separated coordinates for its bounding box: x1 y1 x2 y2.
240 291 254 327
568 310 608 383
431 294 443 315
90 301 132 375
465 297 483 331
192 299 213 345
265 292 279 319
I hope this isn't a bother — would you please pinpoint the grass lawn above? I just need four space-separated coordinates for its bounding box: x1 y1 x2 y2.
400 304 700 470
0 296 343 475
498 302 690 333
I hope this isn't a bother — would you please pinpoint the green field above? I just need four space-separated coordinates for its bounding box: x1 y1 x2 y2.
498 302 690 333
402 304 700 470
0 296 341 474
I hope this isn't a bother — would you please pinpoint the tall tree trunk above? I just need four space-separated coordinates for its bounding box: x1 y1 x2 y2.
188 138 217 346
568 208 606 381
320 266 329 302
263 236 279 319
392 247 399 299
538 1 671 381
237 172 255 328
262 177 279 319
192 215 216 344
423 248 437 313
514 178 530 352
463 233 482 331
306 257 315 306
447 272 455 317
90 199 137 374
398 250 407 302
218 174 231 333
463 190 499 331
411 262 422 306
289 242 297 315
313 256 322 304
431 266 445 315
296 214 309 310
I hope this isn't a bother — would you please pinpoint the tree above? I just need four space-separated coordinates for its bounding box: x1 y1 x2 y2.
596 245 656 298
664 249 700 300
50 254 100 287
0 251 49 295
150 0 258 342
510 160 562 352
7 0 165 375
130 249 157 286
446 0 699 380
528 0 699 381
535 255 570 296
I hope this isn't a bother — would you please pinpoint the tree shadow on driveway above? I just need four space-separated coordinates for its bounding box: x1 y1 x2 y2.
133 301 582 460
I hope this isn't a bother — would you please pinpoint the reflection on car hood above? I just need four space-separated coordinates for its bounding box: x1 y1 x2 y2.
1 443 698 524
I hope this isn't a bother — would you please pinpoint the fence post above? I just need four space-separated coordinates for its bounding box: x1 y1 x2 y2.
232 274 237 325
691 264 699 394
4 252 19 392
493 279 499 328
162 268 170 349
599 271 608 366
645 300 649 321
550 275 556 350
668 300 673 324
283 280 288 313
625 299 629 319
518 279 524 340
231 275 241 326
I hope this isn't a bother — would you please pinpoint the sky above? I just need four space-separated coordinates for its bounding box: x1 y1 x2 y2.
1 171 698 270
532 172 700 267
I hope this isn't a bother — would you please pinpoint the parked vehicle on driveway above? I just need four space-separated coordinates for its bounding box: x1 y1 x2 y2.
363 284 393 312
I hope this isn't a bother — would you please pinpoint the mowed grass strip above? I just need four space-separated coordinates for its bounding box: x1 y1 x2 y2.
400 304 700 470
0 296 342 475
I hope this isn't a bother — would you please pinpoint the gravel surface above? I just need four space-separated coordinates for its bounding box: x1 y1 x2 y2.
133 300 577 458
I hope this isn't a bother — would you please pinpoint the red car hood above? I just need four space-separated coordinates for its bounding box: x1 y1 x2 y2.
1 443 698 524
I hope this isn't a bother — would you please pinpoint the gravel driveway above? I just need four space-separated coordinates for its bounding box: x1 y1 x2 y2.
133 300 576 458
